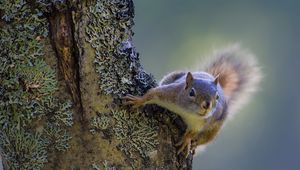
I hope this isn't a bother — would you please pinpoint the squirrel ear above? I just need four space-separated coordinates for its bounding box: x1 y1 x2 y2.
214 74 220 85
185 72 194 89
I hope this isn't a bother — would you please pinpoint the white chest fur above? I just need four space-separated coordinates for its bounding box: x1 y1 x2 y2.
147 99 206 132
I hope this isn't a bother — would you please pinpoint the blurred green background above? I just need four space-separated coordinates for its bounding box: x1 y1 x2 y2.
134 0 300 170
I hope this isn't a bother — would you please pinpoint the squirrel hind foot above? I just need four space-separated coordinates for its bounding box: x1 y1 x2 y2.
176 138 192 158
176 131 194 158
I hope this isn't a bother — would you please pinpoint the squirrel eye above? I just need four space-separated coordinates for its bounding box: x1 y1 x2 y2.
189 88 196 97
216 93 219 100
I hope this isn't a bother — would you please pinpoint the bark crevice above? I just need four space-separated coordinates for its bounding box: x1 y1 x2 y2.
47 7 84 122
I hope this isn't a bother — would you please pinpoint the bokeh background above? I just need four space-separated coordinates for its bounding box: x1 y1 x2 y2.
134 0 300 170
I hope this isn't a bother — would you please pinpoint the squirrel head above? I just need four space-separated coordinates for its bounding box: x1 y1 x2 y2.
178 72 222 117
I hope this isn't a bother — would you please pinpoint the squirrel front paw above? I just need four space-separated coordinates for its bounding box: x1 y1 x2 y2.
123 94 145 108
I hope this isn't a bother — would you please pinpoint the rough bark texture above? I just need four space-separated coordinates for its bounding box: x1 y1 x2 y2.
0 0 192 169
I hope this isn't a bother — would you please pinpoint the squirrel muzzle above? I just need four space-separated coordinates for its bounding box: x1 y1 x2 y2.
199 100 212 116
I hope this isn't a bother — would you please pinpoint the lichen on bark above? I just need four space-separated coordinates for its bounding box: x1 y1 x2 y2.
85 0 155 97
84 0 159 168
0 0 193 169
0 0 73 169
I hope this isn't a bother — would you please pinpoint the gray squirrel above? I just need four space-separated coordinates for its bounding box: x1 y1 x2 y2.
124 44 262 156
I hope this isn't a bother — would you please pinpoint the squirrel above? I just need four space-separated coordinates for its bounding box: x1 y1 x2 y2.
124 44 262 157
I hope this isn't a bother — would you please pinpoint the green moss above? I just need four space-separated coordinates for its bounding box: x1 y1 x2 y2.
89 109 158 168
0 127 47 169
36 0 68 12
103 160 116 170
43 123 72 152
85 0 158 168
51 101 73 127
92 160 115 170
91 162 101 170
91 114 111 131
0 0 29 22
0 0 73 168
85 0 156 97
112 109 158 168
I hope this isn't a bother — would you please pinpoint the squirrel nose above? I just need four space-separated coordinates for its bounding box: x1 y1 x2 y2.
201 101 211 110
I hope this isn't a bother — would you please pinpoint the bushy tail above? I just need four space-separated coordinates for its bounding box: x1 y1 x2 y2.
204 44 262 115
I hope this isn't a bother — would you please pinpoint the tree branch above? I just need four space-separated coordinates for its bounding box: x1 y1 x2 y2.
0 0 193 169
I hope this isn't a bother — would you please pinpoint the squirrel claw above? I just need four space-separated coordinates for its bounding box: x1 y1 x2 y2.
175 140 183 147
176 130 193 158
176 139 191 158
123 94 144 108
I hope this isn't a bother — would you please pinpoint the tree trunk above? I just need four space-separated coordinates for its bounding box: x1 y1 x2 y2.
0 0 192 169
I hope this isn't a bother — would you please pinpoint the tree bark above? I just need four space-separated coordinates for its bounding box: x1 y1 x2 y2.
0 0 192 169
